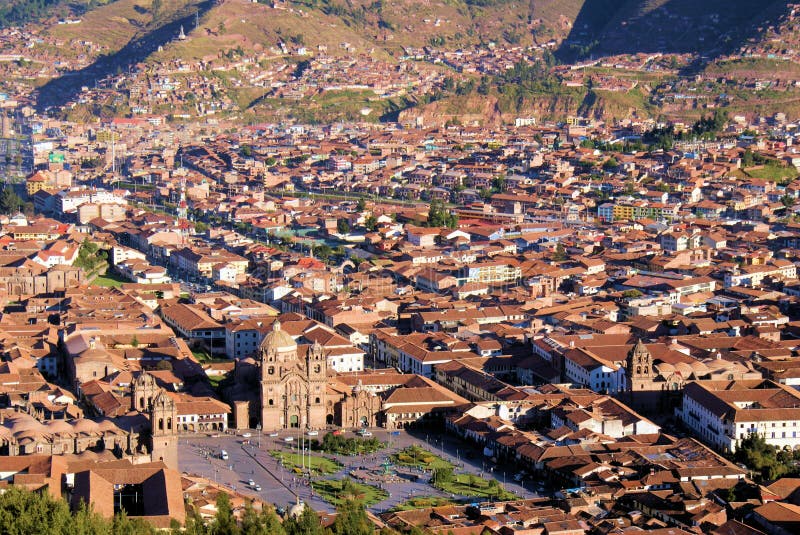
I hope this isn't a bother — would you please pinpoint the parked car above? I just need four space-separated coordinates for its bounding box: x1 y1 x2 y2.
283 436 294 442
332 429 344 436
269 432 279 437
307 430 319 436
253 484 261 491
248 479 255 487
241 432 252 438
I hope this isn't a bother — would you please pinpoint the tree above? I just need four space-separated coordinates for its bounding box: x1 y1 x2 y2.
356 198 367 211
182 503 209 535
331 500 372 535
74 238 104 272
211 493 239 535
260 507 285 535
431 466 454 486
491 175 506 192
621 289 643 299
337 219 351 234
312 244 333 262
602 157 619 170
781 194 796 208
156 360 173 371
112 511 157 535
240 501 264 535
0 186 22 214
552 242 567 262
734 432 797 482
426 199 458 229
742 149 755 167
131 335 139 348
284 504 325 535
364 215 378 232
0 485 75 534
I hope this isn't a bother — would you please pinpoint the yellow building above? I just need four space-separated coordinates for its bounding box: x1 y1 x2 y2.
26 171 50 197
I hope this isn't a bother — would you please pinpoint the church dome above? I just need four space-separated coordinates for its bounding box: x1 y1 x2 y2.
260 321 297 353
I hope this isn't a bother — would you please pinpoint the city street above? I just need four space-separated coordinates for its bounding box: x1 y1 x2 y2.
178 427 540 513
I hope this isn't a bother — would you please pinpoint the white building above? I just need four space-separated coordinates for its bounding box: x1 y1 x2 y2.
112 245 146 266
563 348 627 394
679 380 800 453
724 261 797 288
225 319 270 359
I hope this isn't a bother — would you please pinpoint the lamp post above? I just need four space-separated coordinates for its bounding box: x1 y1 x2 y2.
256 423 261 448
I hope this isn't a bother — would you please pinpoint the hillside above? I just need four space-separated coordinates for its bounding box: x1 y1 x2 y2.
547 0 792 62
0 0 117 29
17 0 800 123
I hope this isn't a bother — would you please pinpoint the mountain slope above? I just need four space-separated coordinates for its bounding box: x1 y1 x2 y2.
550 0 791 62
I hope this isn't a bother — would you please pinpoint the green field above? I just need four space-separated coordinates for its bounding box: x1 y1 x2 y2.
312 478 388 507
744 165 799 184
270 451 342 476
392 445 453 470
390 496 455 511
433 473 516 500
91 271 130 288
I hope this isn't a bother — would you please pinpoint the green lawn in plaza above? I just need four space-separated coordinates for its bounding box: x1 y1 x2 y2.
269 451 342 475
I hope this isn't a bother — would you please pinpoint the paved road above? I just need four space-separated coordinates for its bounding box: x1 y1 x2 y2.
178 427 541 513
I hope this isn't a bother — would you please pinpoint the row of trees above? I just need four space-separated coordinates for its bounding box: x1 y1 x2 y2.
642 111 728 150
310 431 384 455
735 433 800 482
0 486 411 535
0 486 159 535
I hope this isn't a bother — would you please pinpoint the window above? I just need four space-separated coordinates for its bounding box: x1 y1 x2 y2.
269 399 274 406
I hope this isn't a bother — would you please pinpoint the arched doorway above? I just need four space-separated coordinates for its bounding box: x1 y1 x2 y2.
359 416 368 427
289 414 299 428
326 414 334 425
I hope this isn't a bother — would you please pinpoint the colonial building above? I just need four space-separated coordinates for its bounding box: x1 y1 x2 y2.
626 339 657 392
259 321 328 430
679 380 800 453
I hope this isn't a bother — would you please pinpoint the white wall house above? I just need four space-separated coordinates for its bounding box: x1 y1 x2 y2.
679 381 800 453
563 348 627 394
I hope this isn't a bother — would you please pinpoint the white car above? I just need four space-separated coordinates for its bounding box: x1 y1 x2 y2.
358 431 373 437
241 432 252 438
269 432 279 437
306 430 319 436
248 479 255 487
283 436 294 442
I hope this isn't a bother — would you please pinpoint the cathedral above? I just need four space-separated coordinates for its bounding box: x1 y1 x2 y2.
259 321 328 430
130 373 178 470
